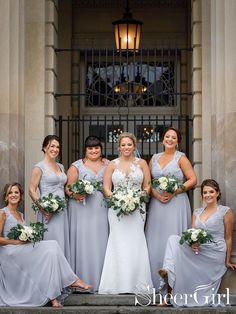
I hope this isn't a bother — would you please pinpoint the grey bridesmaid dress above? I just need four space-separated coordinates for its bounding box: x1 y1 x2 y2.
34 160 70 262
68 159 109 293
0 207 77 307
160 205 229 307
145 151 191 290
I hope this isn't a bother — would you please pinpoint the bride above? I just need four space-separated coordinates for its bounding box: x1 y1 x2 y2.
98 132 153 294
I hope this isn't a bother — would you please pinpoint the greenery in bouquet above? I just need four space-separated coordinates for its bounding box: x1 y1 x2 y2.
32 193 66 213
179 228 213 246
68 179 95 195
93 181 103 192
106 185 150 218
7 222 47 245
152 175 179 194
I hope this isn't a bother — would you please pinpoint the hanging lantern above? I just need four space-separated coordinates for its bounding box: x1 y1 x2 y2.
112 0 143 52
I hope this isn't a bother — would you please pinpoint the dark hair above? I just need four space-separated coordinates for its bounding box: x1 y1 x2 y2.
42 135 61 153
162 127 182 144
3 182 24 205
83 136 103 158
201 179 221 201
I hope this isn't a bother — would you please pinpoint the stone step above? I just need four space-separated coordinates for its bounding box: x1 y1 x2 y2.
64 294 135 306
1 305 236 314
1 294 236 314
65 293 236 307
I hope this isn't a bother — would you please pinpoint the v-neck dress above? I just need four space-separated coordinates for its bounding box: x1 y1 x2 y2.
0 207 77 307
34 160 70 262
98 158 153 294
68 159 109 293
145 151 191 290
159 205 229 307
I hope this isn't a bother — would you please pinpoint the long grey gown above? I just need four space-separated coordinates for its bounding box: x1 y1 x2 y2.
145 151 191 290
0 207 77 307
159 205 229 307
68 159 109 293
34 160 70 262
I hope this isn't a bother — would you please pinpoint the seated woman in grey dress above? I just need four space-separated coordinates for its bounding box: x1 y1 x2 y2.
0 182 91 307
158 179 236 307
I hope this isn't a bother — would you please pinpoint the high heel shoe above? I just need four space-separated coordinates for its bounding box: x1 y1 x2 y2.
70 279 92 292
158 268 168 280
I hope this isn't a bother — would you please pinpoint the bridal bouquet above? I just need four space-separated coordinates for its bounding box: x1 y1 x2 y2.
179 228 214 254
32 193 66 214
106 185 150 218
152 175 179 194
68 179 95 205
7 222 47 245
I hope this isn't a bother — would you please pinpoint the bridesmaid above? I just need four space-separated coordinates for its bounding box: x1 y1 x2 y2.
158 179 235 307
66 135 109 293
29 135 70 261
0 182 91 307
145 127 197 290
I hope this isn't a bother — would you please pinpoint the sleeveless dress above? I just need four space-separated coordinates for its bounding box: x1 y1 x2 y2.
68 159 109 293
0 207 77 307
145 151 191 290
160 205 229 307
34 161 70 262
98 158 153 294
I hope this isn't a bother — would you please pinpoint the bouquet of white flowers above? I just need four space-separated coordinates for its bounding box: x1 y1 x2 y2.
7 222 47 245
32 193 66 214
106 185 150 218
68 179 95 205
179 228 214 254
152 175 179 194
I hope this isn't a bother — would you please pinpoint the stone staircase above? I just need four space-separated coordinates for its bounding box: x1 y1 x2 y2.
1 294 236 314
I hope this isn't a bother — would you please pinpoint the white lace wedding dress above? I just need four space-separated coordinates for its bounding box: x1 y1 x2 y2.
98 158 153 294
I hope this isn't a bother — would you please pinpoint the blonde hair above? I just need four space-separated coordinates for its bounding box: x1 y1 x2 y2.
118 132 137 147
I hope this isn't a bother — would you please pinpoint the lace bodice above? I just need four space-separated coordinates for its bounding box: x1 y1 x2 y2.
194 205 230 242
72 159 109 184
1 207 24 238
111 158 144 190
151 151 185 183
34 160 67 198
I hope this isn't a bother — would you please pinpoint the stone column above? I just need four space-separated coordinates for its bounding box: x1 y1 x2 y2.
24 0 46 221
45 0 58 134
191 0 202 207
0 0 25 206
201 0 236 292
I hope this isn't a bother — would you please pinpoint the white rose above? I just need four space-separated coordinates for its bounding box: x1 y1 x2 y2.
42 200 50 208
191 234 198 242
19 231 28 241
83 180 90 184
187 228 195 233
85 185 94 194
52 203 59 211
202 231 207 237
158 177 168 184
159 182 168 190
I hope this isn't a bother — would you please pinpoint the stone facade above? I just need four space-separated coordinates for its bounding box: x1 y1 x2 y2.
0 0 236 289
